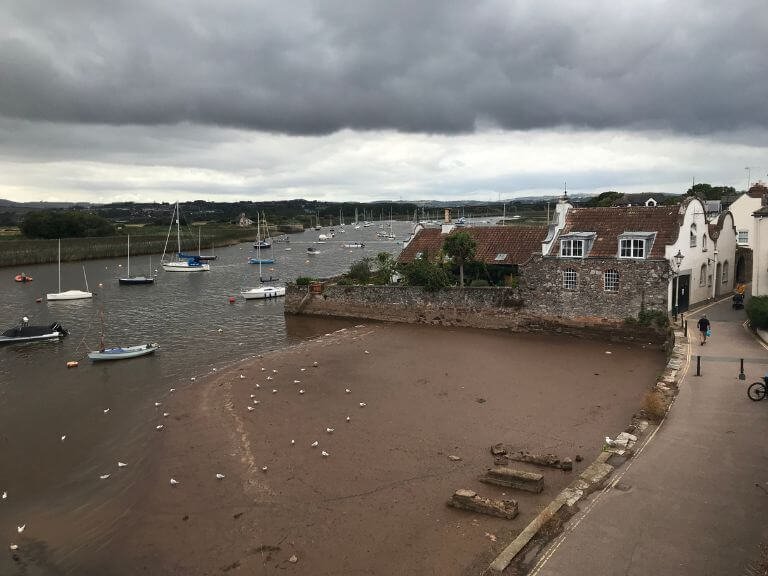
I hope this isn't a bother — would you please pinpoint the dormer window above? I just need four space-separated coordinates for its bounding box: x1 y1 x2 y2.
559 233 595 258
618 232 655 259
560 239 584 257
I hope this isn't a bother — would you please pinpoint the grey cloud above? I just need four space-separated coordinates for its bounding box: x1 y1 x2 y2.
1 0 766 136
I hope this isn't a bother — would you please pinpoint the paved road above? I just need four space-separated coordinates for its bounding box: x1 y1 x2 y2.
530 298 768 576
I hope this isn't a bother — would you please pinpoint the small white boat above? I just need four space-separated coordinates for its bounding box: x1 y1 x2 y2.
47 240 93 301
343 242 365 248
318 234 329 241
88 343 159 361
161 202 211 272
241 286 286 300
307 247 321 255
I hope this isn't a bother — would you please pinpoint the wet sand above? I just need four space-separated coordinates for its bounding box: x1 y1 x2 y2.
91 323 665 575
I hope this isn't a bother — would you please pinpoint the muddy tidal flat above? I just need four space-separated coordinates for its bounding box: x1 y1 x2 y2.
75 324 664 576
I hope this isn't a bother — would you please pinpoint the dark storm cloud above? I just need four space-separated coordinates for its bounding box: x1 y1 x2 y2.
0 0 766 136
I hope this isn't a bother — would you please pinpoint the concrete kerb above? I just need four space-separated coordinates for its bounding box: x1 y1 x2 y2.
487 326 688 574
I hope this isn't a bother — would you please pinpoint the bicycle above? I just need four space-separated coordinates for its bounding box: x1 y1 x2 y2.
747 376 768 401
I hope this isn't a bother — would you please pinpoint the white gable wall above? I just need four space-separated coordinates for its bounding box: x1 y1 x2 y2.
664 198 713 310
753 213 768 296
712 212 737 297
729 193 761 249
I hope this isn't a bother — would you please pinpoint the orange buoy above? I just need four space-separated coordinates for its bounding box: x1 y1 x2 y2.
228 296 236 304
66 361 79 368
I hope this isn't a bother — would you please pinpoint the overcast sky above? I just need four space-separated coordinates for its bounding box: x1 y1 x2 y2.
1 0 766 203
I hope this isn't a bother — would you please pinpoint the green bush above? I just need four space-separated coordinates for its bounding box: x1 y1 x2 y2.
625 309 669 328
469 279 489 287
399 259 450 292
21 210 114 238
747 296 768 329
347 258 372 283
295 276 315 286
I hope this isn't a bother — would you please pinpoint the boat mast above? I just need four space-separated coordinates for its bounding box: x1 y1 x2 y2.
127 234 131 277
57 238 61 293
176 202 181 255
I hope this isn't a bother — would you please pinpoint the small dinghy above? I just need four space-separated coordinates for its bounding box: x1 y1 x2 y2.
14 273 33 283
88 343 159 361
307 247 321 255
0 321 67 344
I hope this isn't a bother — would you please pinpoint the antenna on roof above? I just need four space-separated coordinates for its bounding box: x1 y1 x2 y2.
564 181 568 198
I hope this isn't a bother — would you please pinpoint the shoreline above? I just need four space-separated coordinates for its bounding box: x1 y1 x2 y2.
88 323 666 575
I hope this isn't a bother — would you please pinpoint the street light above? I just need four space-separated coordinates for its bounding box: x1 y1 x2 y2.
672 250 684 321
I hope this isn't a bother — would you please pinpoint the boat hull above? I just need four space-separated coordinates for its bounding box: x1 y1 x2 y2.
161 262 210 272
0 323 67 344
241 286 286 300
248 258 275 265
118 276 155 285
88 344 159 361
47 290 93 301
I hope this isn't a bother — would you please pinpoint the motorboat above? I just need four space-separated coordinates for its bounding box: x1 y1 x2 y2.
343 242 365 248
307 247 321 255
0 321 68 344
241 286 286 300
88 343 159 361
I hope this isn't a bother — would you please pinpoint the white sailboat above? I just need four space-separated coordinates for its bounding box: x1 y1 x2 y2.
242 215 285 300
161 202 210 272
47 239 93 301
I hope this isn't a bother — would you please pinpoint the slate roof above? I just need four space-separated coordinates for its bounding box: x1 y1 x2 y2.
398 226 547 266
610 193 661 206
557 205 682 259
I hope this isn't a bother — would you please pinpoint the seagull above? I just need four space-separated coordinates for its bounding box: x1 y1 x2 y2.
605 436 615 446
359 402 367 407
293 380 301 384
190 377 196 381
345 388 351 394
364 350 370 354
326 427 334 434
272 389 277 394
100 474 110 480
253 400 260 405
212 368 217 372
103 408 110 414
250 394 256 398
255 383 261 388
216 473 225 480
321 451 329 457
299 390 305 395
156 424 164 430
313 361 319 367
239 374 245 379
261 367 266 372
217 328 223 333
291 439 295 445
1 491 6 499
170 478 179 486
300 368 306 372
118 462 128 468
261 466 268 472
163 412 170 417
266 376 273 381
247 406 254 411
311 441 319 447
272 369 278 373
346 416 351 422
154 402 162 407
9 544 18 551
60 435 67 442
17 525 25 534
170 388 176 392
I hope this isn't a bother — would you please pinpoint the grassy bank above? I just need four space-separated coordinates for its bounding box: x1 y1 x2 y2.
0 225 268 268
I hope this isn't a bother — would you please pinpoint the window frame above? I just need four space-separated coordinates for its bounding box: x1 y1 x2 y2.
722 260 729 283
690 224 697 248
562 268 577 290
699 263 707 287
737 230 749 245
604 269 620 292
619 238 646 259
560 239 584 258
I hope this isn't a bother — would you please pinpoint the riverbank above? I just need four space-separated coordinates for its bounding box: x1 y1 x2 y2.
87 323 665 575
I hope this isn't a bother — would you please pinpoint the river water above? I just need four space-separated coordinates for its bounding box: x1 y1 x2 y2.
0 223 410 573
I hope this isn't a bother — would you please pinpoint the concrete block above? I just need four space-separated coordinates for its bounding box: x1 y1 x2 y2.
480 467 544 493
578 462 614 491
614 432 637 449
448 489 519 519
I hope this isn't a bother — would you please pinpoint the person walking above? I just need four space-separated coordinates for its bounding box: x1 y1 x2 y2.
697 314 711 345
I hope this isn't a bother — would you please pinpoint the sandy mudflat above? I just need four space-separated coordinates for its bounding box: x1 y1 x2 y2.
93 322 664 576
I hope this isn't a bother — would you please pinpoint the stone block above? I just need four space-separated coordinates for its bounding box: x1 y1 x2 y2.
614 432 637 449
448 489 519 519
479 467 544 493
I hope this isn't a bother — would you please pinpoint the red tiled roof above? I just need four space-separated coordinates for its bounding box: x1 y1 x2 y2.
398 226 547 266
558 205 681 259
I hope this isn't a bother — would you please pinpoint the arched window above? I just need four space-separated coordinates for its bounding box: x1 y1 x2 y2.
700 264 707 286
690 223 697 247
702 234 707 252
604 270 619 292
722 260 729 283
562 268 577 290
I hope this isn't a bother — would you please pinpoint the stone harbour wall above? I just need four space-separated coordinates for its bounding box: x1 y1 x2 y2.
285 273 669 343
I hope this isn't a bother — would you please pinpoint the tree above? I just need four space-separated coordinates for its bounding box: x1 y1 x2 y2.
585 191 622 207
399 257 450 292
685 183 736 200
20 210 114 239
443 231 476 288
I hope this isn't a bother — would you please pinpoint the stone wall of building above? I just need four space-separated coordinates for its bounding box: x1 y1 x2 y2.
519 255 669 323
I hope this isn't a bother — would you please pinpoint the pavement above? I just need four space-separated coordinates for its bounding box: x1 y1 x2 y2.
528 297 768 576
